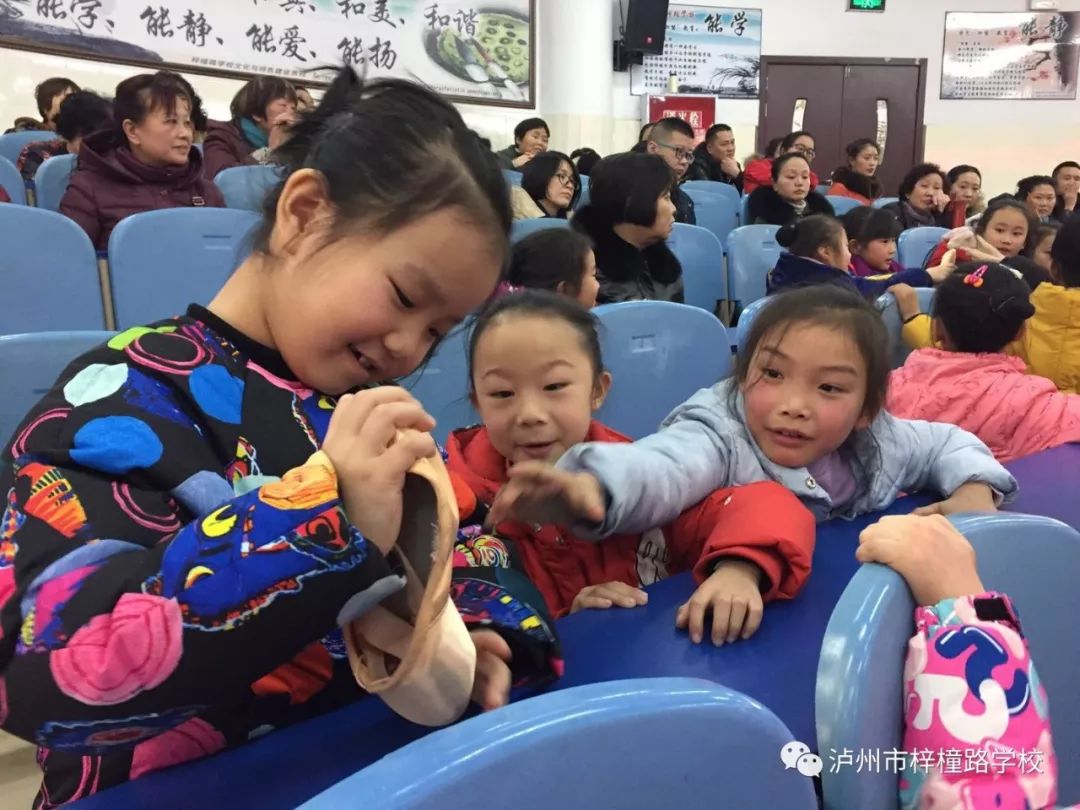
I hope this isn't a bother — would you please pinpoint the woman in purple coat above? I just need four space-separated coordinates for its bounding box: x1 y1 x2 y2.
59 72 224 251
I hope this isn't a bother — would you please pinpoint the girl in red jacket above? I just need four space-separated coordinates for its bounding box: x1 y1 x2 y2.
447 290 816 645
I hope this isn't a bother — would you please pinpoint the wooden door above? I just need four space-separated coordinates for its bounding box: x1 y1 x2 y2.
759 57 926 193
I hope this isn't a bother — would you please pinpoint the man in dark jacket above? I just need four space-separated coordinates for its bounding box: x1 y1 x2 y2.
688 124 743 192
645 117 696 225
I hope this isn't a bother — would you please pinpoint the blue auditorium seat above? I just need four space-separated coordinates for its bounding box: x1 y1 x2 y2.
0 131 51 165
682 179 740 207
398 324 477 446
33 152 76 212
0 155 27 204
0 205 106 332
683 188 739 254
873 196 899 209
897 226 948 269
503 169 523 186
510 217 570 243
107 208 261 328
594 300 731 438
826 195 863 215
667 222 725 314
734 295 772 354
214 165 283 212
301 678 816 810
726 224 781 308
876 286 935 368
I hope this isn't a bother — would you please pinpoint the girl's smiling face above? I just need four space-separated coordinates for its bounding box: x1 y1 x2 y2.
742 322 870 469
472 313 610 465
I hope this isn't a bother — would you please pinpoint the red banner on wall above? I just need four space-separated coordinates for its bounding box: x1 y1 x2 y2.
647 95 716 143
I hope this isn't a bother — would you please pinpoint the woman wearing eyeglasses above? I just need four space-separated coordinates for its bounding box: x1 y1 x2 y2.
742 131 821 195
518 151 582 219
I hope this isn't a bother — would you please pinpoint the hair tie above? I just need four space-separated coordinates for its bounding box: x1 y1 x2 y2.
963 264 988 288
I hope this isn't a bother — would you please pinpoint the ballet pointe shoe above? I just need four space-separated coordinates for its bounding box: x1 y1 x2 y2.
343 436 476 726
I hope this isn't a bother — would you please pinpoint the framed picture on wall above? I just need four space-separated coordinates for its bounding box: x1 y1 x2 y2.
630 5 762 99
0 0 536 107
942 11 1080 100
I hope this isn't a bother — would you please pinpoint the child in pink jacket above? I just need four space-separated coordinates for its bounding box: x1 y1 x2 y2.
886 262 1080 462
858 514 1061 809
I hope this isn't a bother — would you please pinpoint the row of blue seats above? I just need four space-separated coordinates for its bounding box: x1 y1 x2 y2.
1 204 258 333
513 217 947 313
0 287 932 449
303 510 1080 809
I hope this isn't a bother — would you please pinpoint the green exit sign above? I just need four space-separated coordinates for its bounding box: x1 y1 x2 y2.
848 0 885 10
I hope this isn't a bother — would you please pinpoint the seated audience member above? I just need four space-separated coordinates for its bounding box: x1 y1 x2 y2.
1052 160 1080 223
645 117 697 225
925 198 1037 269
888 263 1080 462
748 152 834 227
689 123 743 191
59 72 224 250
571 147 600 177
450 291 815 627
572 152 682 303
495 117 549 170
843 205 903 277
1033 221 1060 274
947 164 983 220
767 214 936 297
16 91 112 183
743 131 820 195
856 514 1061 809
295 86 315 111
520 151 580 219
35 77 80 131
203 76 297 179
507 228 598 308
1017 175 1059 224
903 214 1080 394
828 138 882 205
881 163 954 230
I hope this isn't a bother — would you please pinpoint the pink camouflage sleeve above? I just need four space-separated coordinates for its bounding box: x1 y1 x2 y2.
901 593 1068 810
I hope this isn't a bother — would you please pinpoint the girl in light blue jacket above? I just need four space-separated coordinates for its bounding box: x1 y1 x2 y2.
486 284 1017 531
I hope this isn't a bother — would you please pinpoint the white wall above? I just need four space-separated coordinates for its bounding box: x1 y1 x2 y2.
608 0 1080 196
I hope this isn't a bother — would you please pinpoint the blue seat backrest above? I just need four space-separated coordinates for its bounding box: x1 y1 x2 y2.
726 224 781 306
300 678 817 810
897 226 948 269
682 179 740 207
214 165 283 212
398 324 477 447
668 222 725 314
33 153 76 212
816 513 1080 810
510 217 570 244
0 205 106 333
0 330 115 446
683 188 739 252
503 169 523 187
740 193 752 225
876 286 935 368
0 155 27 205
107 208 261 328
874 196 899 209
735 295 772 354
826 196 864 216
0 131 50 165
594 300 731 438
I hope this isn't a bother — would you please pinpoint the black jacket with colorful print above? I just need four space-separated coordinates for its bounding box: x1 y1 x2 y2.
0 305 559 807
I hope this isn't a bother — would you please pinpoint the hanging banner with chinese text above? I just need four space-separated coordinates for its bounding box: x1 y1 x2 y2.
0 0 534 107
942 11 1080 100
630 5 761 99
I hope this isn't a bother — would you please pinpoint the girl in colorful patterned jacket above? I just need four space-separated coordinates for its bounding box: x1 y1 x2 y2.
887 262 1080 462
485 284 1017 532
0 67 559 807
858 513 1061 809
448 291 816 643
